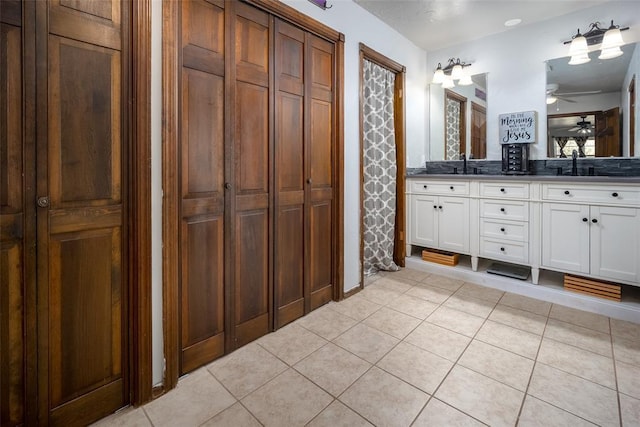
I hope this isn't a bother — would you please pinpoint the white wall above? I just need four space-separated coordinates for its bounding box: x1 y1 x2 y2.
151 0 163 386
426 1 640 161
280 0 428 292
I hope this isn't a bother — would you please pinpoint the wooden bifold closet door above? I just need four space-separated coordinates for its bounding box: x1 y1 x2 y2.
1 0 135 425
173 0 340 375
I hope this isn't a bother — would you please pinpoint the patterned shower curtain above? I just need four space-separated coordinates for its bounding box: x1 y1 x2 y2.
362 59 399 276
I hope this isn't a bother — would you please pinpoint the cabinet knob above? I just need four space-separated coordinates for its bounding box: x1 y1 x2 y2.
500 227 505 232
37 196 50 208
582 218 588 222
433 205 438 209
612 192 619 197
592 218 598 223
500 247 505 252
423 185 427 189
564 190 570 195
450 186 454 190
500 188 505 192
438 206 443 210
500 208 505 212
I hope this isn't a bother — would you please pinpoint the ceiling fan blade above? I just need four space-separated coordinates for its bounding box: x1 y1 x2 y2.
556 90 602 96
568 126 580 132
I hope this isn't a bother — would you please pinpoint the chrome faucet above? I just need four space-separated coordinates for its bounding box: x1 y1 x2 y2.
571 150 578 176
461 153 467 175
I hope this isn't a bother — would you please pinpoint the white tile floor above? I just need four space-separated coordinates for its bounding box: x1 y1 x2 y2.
94 268 640 426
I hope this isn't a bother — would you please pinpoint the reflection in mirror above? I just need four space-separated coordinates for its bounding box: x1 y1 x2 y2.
546 42 638 158
429 74 487 160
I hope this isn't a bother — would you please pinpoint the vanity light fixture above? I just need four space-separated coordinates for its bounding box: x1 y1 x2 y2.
432 58 472 88
565 20 629 65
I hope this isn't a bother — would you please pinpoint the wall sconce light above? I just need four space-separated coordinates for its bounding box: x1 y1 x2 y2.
564 20 629 65
432 58 472 88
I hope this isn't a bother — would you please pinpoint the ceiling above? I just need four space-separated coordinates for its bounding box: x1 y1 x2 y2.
352 0 612 52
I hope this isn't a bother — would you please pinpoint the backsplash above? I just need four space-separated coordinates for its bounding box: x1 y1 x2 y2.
409 158 640 177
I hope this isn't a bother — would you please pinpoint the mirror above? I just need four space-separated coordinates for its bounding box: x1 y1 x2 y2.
546 42 638 158
429 74 488 160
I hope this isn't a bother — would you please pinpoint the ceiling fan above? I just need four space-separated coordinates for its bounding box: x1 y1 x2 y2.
545 83 601 104
568 115 592 134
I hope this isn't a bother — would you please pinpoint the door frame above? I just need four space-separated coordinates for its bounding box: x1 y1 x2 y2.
358 43 406 291
162 0 344 393
630 76 635 157
19 0 153 419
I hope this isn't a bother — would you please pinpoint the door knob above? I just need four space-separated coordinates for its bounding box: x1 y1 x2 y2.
37 196 50 208
307 178 312 184
224 182 232 190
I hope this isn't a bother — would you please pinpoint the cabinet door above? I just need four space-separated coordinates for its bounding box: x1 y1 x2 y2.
590 206 640 283
439 196 469 253
542 203 590 274
410 195 437 247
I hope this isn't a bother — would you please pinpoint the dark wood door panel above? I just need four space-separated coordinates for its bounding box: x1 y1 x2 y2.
48 35 121 207
48 228 123 409
275 206 304 328
180 216 224 372
275 20 304 96
276 93 304 191
182 0 224 75
49 0 121 50
309 99 333 188
235 82 269 194
234 210 270 344
181 68 224 196
0 243 25 426
309 201 333 309
235 3 269 86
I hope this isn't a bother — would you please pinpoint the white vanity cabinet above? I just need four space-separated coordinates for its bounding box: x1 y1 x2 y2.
408 180 470 254
541 183 640 284
407 176 640 289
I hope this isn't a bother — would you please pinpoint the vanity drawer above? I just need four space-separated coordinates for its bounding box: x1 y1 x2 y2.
480 238 529 264
410 180 469 195
480 218 528 242
480 182 530 199
480 200 529 221
542 184 640 206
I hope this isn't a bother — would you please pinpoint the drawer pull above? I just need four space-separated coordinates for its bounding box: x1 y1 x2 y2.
500 247 505 252
500 227 506 232
450 186 454 190
438 206 443 210
582 218 588 222
564 190 570 195
612 192 619 197
500 208 506 212
500 188 505 192
433 205 438 209
423 185 427 189
592 218 598 223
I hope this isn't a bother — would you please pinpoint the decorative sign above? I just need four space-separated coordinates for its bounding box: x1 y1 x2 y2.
499 111 537 144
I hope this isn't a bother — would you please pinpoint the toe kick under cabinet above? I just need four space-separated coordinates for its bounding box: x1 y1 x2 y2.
407 177 640 287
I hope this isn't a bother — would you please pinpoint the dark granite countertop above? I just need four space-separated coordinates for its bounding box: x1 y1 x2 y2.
405 173 640 184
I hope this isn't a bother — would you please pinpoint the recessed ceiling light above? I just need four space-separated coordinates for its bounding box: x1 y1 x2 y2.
504 18 522 27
